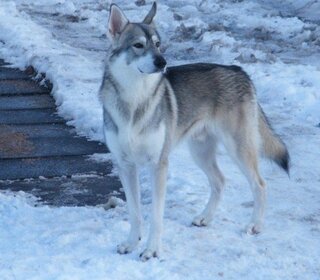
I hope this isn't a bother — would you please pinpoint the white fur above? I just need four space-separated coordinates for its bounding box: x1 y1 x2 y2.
135 53 158 74
105 53 165 165
104 122 166 165
137 36 147 44
109 53 161 102
151 35 160 46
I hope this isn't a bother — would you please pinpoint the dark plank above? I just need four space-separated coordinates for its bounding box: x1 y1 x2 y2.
0 123 76 138
0 135 107 159
0 95 55 110
0 108 64 124
0 79 49 95
0 175 123 206
0 67 30 80
0 155 111 180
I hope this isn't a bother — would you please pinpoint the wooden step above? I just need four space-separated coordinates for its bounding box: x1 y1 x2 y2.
0 155 111 180
1 124 78 138
0 79 49 95
0 94 55 110
0 109 65 124
0 136 106 159
0 67 30 80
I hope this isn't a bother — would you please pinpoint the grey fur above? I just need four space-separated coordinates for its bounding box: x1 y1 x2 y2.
100 73 131 121
133 77 164 125
115 96 130 121
103 109 118 133
133 99 150 125
108 78 130 121
165 63 255 139
142 2 157 24
139 92 167 134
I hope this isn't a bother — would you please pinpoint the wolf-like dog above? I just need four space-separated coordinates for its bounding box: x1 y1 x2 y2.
100 2 289 261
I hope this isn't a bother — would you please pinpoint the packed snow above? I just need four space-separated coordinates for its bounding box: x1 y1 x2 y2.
0 0 319 279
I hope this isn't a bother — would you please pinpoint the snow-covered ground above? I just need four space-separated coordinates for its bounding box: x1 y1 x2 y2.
0 0 319 279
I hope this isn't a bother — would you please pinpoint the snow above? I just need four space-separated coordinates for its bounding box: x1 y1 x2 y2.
0 0 319 279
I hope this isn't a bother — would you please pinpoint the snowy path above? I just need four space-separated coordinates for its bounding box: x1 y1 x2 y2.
0 1 319 279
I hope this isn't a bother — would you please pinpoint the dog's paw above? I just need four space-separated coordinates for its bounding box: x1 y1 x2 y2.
192 215 210 227
139 249 159 262
117 242 136 255
246 223 262 235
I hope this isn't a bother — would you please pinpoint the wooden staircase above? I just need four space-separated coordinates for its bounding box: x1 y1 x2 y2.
0 59 122 206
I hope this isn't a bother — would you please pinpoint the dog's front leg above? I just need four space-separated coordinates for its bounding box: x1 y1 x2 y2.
117 163 142 254
140 159 168 261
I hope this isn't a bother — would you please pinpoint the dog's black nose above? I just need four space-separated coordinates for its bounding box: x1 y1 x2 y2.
154 55 167 69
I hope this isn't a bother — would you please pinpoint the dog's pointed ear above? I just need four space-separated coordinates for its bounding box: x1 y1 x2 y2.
142 2 157 25
108 4 129 41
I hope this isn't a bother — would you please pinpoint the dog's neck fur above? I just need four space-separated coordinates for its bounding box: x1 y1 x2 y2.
108 53 162 105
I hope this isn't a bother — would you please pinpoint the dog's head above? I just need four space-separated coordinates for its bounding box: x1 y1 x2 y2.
107 2 166 75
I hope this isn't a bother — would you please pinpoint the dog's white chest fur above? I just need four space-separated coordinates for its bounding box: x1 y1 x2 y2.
114 123 165 164
102 60 166 165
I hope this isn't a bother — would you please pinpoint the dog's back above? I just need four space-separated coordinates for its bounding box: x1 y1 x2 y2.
166 63 254 139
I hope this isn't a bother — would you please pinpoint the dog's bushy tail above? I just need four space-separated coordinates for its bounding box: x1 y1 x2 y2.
258 105 290 174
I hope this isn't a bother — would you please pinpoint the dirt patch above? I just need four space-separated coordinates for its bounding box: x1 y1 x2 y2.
0 125 34 157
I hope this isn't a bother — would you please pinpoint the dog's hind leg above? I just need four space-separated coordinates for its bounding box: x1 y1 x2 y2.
117 163 142 254
222 129 266 235
188 135 225 227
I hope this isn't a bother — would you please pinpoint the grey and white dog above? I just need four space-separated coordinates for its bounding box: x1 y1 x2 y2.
100 2 289 261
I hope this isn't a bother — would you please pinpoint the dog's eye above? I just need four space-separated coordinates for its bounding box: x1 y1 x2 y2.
133 43 144 49
155 41 160 48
